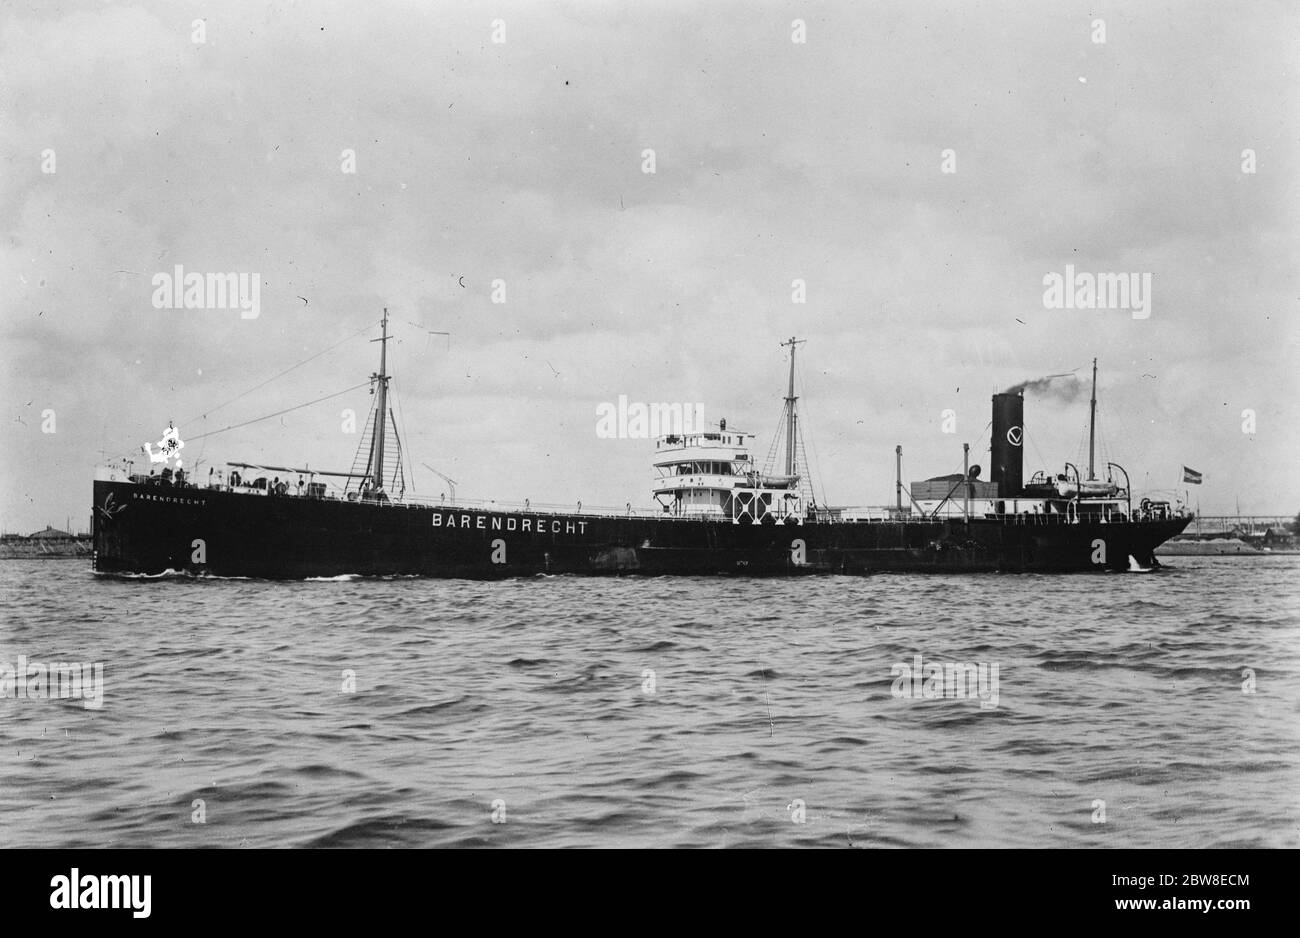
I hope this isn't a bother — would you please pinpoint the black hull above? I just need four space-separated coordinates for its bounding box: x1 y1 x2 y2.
91 481 1193 578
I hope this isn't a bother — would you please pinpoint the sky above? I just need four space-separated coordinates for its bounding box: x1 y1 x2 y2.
2 0 1297 533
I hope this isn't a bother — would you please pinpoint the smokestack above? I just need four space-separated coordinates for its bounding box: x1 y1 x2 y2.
991 391 1024 497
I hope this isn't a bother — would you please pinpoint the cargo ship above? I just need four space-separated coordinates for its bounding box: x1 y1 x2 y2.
92 311 1191 578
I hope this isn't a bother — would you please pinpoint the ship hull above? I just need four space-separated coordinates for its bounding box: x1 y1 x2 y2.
92 480 1193 578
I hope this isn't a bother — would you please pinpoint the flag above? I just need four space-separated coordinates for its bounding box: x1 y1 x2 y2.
1182 466 1202 484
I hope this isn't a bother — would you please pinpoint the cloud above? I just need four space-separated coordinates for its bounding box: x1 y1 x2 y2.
1 0 1297 531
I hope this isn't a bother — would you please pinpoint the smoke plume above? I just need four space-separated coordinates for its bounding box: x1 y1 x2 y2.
1001 372 1082 401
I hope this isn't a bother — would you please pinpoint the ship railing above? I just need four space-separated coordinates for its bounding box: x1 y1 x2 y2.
379 496 671 518
836 510 1181 525
197 481 823 521
198 482 675 517
918 510 1136 525
821 509 1146 525
155 480 1179 525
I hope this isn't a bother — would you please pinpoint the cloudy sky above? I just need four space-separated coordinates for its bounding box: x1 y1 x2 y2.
2 0 1296 532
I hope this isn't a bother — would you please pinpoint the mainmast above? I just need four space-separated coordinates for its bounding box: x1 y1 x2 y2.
370 308 391 490
1087 357 1097 481
895 444 903 512
781 336 805 477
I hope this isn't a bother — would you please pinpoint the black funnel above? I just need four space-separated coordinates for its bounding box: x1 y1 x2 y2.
991 392 1024 497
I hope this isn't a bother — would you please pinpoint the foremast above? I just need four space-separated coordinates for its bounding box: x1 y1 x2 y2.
370 307 391 493
782 336 804 477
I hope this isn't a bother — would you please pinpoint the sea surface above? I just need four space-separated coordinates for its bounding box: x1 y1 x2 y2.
1 556 1297 848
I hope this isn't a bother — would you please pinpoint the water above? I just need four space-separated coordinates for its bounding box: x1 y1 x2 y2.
1 557 1296 848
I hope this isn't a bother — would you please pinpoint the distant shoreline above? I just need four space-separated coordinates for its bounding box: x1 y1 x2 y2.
1157 537 1298 556
0 539 92 560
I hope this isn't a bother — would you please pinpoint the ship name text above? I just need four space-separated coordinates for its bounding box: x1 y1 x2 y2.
432 512 589 534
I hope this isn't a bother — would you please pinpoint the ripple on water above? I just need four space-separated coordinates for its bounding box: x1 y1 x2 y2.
0 556 1296 847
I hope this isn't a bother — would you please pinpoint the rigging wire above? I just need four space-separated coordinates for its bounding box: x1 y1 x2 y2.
795 366 828 506
1096 404 1112 477
387 406 404 493
186 381 371 443
103 321 378 466
178 322 374 429
1073 418 1090 473
762 409 785 475
1026 424 1050 479
390 379 415 495
346 392 380 493
388 329 415 494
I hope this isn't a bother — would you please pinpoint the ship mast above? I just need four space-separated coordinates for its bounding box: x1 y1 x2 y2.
782 336 805 477
1087 357 1097 481
370 308 391 490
